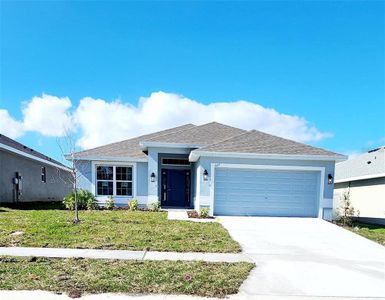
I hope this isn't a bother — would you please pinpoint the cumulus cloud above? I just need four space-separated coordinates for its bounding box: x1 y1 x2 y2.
1 91 331 149
0 109 25 139
22 94 74 136
74 91 331 149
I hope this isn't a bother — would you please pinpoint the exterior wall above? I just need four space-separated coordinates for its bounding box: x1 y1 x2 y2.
147 147 192 205
195 156 335 220
333 177 385 220
76 160 148 206
0 150 71 203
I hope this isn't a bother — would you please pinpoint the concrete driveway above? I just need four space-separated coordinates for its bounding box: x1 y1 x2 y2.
220 217 385 298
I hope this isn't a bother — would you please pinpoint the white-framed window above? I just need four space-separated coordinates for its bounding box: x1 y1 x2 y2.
96 165 133 196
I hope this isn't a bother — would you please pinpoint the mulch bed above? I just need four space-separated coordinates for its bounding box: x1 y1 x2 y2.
187 210 215 219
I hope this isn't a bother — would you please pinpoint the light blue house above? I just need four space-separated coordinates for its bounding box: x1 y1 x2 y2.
72 122 346 220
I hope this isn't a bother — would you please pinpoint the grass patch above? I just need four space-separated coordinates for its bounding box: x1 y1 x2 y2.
0 207 241 252
345 222 385 246
0 256 254 298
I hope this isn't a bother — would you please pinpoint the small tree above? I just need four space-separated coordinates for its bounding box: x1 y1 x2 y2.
337 189 355 226
57 131 90 223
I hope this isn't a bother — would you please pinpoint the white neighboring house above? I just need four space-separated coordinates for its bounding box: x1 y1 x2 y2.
334 146 385 225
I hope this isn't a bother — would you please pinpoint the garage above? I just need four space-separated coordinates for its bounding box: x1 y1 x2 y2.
214 166 320 217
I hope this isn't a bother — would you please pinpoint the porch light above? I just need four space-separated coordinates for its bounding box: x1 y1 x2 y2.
328 174 333 184
203 169 209 181
150 172 156 182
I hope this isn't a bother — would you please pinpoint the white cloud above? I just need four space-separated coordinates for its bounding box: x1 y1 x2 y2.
1 91 332 149
22 94 74 137
0 109 25 139
74 91 332 149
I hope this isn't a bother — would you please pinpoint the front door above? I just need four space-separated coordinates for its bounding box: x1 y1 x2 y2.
161 169 191 207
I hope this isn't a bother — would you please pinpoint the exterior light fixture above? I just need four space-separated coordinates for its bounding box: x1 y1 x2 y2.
203 169 209 181
150 172 156 182
328 174 333 184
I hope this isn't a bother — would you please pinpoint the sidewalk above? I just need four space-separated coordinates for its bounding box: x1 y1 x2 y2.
0 247 252 263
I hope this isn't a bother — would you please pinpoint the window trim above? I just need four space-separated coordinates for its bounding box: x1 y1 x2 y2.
92 162 136 198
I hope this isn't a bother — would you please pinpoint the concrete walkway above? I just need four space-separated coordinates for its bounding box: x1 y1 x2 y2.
0 246 252 263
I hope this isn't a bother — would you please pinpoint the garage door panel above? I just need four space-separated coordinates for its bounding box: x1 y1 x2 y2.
214 168 319 217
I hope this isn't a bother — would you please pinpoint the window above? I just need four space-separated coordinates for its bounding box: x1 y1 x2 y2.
161 158 190 166
41 167 46 183
96 165 133 196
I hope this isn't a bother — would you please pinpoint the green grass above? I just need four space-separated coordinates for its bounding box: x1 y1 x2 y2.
0 256 254 298
0 206 241 252
346 222 385 246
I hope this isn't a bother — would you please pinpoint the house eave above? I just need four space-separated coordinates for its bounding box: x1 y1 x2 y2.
189 150 348 162
65 155 148 163
139 141 207 151
334 172 385 183
0 142 71 172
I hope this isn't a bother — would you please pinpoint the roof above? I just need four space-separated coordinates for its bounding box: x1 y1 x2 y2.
335 147 385 183
141 122 246 146
190 130 344 158
0 134 70 170
73 122 344 162
74 124 196 160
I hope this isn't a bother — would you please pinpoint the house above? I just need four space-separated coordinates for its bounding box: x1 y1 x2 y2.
334 147 385 225
72 122 346 220
0 134 72 203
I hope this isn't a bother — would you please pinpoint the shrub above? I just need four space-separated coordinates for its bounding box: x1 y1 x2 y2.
149 201 161 212
128 199 138 211
105 196 115 210
199 207 210 218
63 189 98 210
336 190 355 226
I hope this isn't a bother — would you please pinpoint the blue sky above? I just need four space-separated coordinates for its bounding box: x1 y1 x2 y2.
0 1 384 162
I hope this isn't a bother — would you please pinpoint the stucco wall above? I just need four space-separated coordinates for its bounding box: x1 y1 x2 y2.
195 156 336 219
334 177 385 219
0 150 72 203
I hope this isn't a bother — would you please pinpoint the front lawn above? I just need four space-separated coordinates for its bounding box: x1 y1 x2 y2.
0 206 241 252
345 222 385 246
0 256 254 298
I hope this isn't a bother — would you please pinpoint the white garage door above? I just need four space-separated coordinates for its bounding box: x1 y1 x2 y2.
214 167 320 217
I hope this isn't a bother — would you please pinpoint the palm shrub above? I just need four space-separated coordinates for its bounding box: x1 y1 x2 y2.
63 189 98 210
149 201 161 212
199 207 210 218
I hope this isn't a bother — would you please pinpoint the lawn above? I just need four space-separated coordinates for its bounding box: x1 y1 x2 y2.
345 222 385 246
0 256 254 298
0 205 241 252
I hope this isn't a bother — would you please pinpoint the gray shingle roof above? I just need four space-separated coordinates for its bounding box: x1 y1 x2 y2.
0 134 67 168
142 122 246 145
335 147 385 182
74 124 196 159
192 130 344 157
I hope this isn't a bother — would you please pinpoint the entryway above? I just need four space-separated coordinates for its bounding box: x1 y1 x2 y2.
161 168 191 208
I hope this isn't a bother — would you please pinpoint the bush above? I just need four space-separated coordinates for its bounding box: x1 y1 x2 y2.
128 199 138 211
105 196 115 210
149 201 161 212
336 190 355 226
199 207 210 218
63 189 98 210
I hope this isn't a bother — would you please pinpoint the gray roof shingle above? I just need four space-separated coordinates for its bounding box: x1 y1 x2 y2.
74 124 196 159
142 122 246 145
192 129 344 157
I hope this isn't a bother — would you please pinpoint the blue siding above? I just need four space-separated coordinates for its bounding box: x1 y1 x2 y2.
136 162 148 196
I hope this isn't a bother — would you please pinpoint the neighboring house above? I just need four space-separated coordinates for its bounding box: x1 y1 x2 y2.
0 134 72 203
334 147 385 225
71 122 345 220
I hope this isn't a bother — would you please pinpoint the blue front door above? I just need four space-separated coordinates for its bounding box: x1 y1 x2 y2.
161 169 191 207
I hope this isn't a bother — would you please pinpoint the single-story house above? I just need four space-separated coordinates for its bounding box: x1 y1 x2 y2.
334 146 385 225
0 134 72 203
71 122 346 220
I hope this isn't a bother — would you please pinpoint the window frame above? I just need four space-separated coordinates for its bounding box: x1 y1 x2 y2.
94 163 136 197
